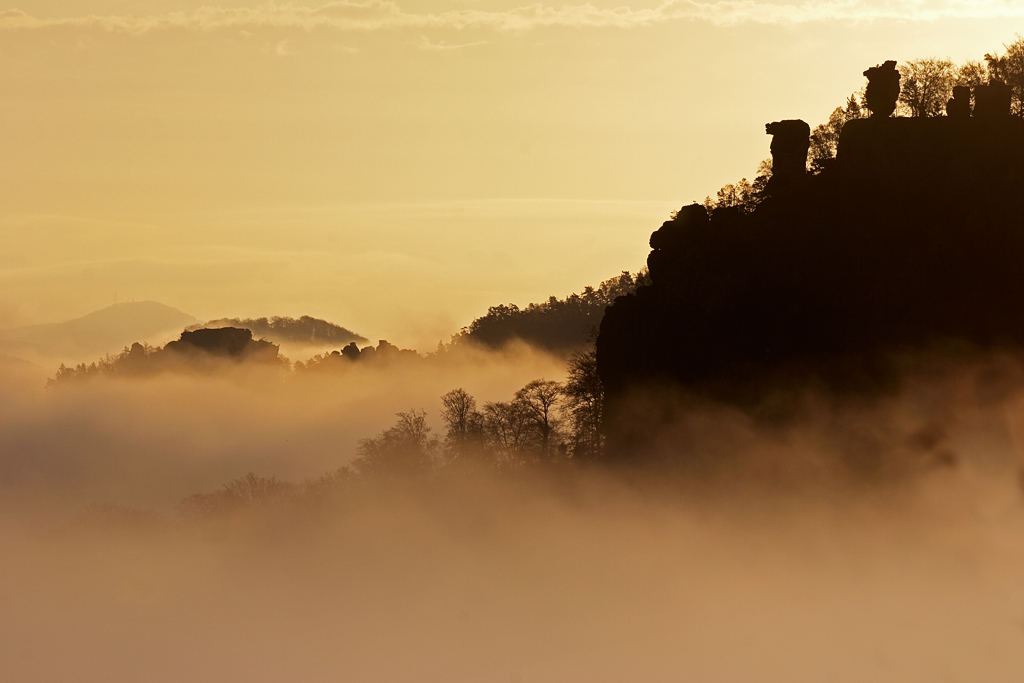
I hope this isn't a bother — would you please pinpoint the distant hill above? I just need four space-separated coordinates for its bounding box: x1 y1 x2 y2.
0 353 48 390
202 316 366 348
0 301 198 364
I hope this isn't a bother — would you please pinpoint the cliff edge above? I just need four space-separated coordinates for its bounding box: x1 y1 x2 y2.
597 69 1024 456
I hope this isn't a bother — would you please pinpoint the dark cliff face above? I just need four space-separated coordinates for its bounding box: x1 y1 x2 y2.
597 113 1024 454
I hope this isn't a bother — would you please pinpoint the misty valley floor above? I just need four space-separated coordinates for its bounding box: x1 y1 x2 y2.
2 469 1024 683
3 352 1024 682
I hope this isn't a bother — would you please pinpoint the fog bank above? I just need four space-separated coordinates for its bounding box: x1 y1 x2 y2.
0 343 566 514
3 348 1024 682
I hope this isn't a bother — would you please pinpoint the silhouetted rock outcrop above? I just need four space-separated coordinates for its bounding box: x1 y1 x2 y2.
946 85 972 118
597 63 1024 459
766 120 810 191
863 60 900 117
294 339 420 373
165 327 279 361
974 79 1011 118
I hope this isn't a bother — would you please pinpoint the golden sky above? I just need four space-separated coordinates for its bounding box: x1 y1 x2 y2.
1 1 1021 347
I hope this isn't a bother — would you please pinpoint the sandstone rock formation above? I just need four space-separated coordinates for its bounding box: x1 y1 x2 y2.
863 60 900 117
597 63 1024 460
165 327 280 362
765 119 810 190
974 79 1011 118
945 85 971 118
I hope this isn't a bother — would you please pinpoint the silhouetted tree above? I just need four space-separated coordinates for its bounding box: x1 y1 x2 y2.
701 160 771 213
515 379 563 461
178 472 296 516
561 347 604 460
898 58 957 117
458 271 649 354
439 388 485 461
353 410 440 479
301 466 357 499
955 60 988 89
809 93 867 173
985 35 1024 116
48 342 164 386
482 400 535 473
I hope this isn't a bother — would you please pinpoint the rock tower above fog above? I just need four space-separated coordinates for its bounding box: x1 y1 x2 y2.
863 60 901 118
596 62 1024 456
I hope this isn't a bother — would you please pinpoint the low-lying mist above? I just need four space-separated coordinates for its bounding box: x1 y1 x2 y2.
3 346 1024 681
0 342 566 515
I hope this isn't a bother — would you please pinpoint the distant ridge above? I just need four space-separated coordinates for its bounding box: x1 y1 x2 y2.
0 301 198 363
202 316 366 347
0 353 41 370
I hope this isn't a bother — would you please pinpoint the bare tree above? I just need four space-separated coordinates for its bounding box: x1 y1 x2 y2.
898 58 957 117
439 388 484 461
956 60 988 89
354 410 440 479
177 472 295 516
986 35 1024 115
482 400 535 473
515 379 563 461
561 347 604 460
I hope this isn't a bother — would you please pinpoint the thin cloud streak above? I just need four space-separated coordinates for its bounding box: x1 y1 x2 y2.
3 0 1024 36
414 35 488 50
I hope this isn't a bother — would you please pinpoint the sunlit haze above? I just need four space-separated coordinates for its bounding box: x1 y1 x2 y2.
5 3 1024 682
2 1 1021 345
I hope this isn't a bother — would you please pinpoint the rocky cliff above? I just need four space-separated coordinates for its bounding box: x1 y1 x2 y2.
596 71 1024 455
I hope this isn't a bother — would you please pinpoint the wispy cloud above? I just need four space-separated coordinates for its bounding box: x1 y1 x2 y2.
413 35 487 50
2 0 1024 35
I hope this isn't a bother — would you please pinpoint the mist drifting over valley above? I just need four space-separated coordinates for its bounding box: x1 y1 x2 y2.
7 5 1024 681
4 348 1024 681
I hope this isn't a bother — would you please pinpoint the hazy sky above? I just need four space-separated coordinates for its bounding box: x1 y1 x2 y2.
2 1 1022 347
